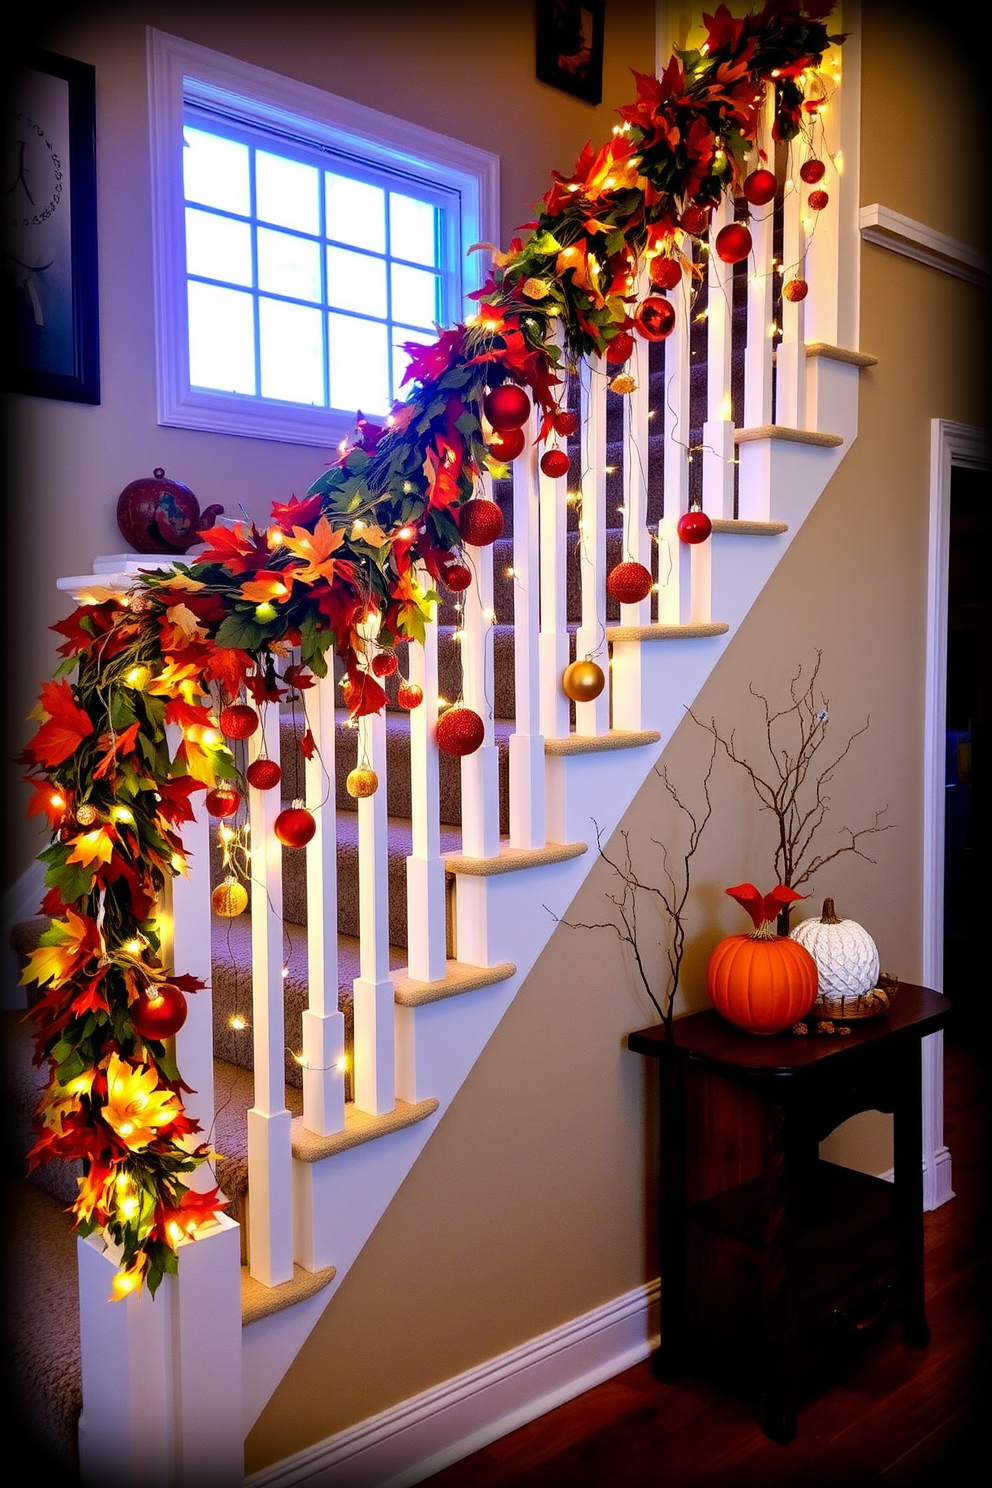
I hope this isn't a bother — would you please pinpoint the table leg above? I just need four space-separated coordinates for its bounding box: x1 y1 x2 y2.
893 1039 931 1347
655 1052 687 1382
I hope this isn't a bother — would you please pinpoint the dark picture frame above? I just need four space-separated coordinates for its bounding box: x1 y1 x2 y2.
5 49 101 403
536 0 605 105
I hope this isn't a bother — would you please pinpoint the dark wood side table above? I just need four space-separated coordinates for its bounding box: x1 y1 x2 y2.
627 983 949 1442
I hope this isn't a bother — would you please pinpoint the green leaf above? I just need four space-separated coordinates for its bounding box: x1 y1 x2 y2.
213 613 267 652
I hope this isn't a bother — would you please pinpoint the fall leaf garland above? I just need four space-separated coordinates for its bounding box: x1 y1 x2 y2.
19 0 843 1299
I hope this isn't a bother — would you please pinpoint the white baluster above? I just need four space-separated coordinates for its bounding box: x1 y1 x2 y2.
575 357 610 735
352 698 394 1115
776 146 807 429
406 575 447 983
509 412 546 845
803 35 848 352
703 194 736 523
460 477 501 858
246 697 293 1286
300 669 345 1137
744 92 776 433
657 271 692 625
539 334 571 741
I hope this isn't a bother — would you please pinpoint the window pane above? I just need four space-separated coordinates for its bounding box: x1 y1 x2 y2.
391 263 439 328
390 193 437 267
183 128 250 215
257 227 321 302
256 151 319 234
327 246 387 318
392 327 434 401
185 208 253 287
328 314 388 414
187 281 256 394
325 173 385 253
259 299 324 404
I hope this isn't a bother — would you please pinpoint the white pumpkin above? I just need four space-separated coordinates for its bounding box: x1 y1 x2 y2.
790 898 880 1014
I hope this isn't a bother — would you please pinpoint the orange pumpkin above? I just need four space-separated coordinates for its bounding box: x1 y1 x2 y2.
707 883 818 1035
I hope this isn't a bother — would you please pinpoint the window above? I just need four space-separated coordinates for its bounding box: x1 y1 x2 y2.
148 31 499 447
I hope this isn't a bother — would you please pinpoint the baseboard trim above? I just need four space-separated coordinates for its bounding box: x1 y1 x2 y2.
246 1280 660 1488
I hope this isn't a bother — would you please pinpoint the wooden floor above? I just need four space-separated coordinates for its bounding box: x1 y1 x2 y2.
420 1032 988 1488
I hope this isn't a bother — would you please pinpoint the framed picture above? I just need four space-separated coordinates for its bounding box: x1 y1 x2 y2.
536 0 605 105
5 50 101 403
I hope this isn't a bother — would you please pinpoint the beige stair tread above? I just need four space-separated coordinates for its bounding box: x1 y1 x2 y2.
241 1261 336 1325
709 518 788 536
292 1096 439 1161
805 342 878 366
392 960 516 1007
606 621 729 643
734 424 843 447
444 840 587 875
544 729 660 756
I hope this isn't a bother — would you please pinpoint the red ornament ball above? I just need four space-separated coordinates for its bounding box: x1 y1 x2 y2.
246 758 282 791
540 448 571 479
219 703 259 739
679 204 709 236
808 189 829 211
634 296 676 341
649 256 682 291
130 983 188 1042
715 222 753 264
458 499 504 547
488 426 526 462
483 383 531 431
562 658 606 703
677 509 712 545
204 785 242 818
783 278 809 303
371 651 398 677
605 330 635 364
743 168 777 206
435 706 485 757
396 680 424 710
553 409 579 437
799 158 826 184
606 561 653 605
444 563 473 591
274 804 316 848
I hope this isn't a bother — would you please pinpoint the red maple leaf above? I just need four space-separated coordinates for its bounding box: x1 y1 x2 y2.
194 521 271 575
270 492 325 532
24 679 94 767
91 722 141 781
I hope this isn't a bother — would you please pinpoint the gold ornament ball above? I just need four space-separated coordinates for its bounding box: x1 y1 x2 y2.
212 878 249 918
346 767 379 798
562 659 606 702
75 803 99 826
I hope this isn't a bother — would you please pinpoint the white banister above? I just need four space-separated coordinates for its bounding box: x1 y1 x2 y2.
246 697 294 1285
508 415 547 846
352 704 395 1115
575 357 611 735
405 580 447 983
301 670 346 1137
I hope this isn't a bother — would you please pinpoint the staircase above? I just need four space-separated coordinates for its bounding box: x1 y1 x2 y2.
6 66 873 1487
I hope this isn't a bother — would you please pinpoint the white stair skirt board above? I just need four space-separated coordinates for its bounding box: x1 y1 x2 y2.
244 1279 660 1488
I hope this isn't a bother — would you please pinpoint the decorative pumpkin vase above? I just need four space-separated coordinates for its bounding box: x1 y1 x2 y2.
790 898 887 1021
707 883 818 1035
116 468 224 555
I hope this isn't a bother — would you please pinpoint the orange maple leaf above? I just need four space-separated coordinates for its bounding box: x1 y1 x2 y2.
66 826 117 870
281 516 348 586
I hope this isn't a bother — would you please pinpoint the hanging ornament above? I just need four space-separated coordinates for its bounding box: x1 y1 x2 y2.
458 498 504 546
444 562 473 591
606 560 653 605
130 983 188 1042
649 255 682 290
488 426 526 462
540 448 571 479
75 803 99 827
435 706 485 757
609 373 637 395
346 767 379 798
562 658 606 702
212 877 249 917
371 651 398 678
715 222 753 264
219 703 259 739
679 204 709 236
800 158 826 184
808 189 829 211
605 330 635 364
553 409 579 437
677 509 713 545
246 758 282 791
743 168 777 206
783 278 809 302
396 680 424 710
634 296 676 341
483 383 531 430
274 802 316 847
204 785 242 818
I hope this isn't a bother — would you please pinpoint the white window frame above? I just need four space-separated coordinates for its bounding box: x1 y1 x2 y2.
147 29 499 447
